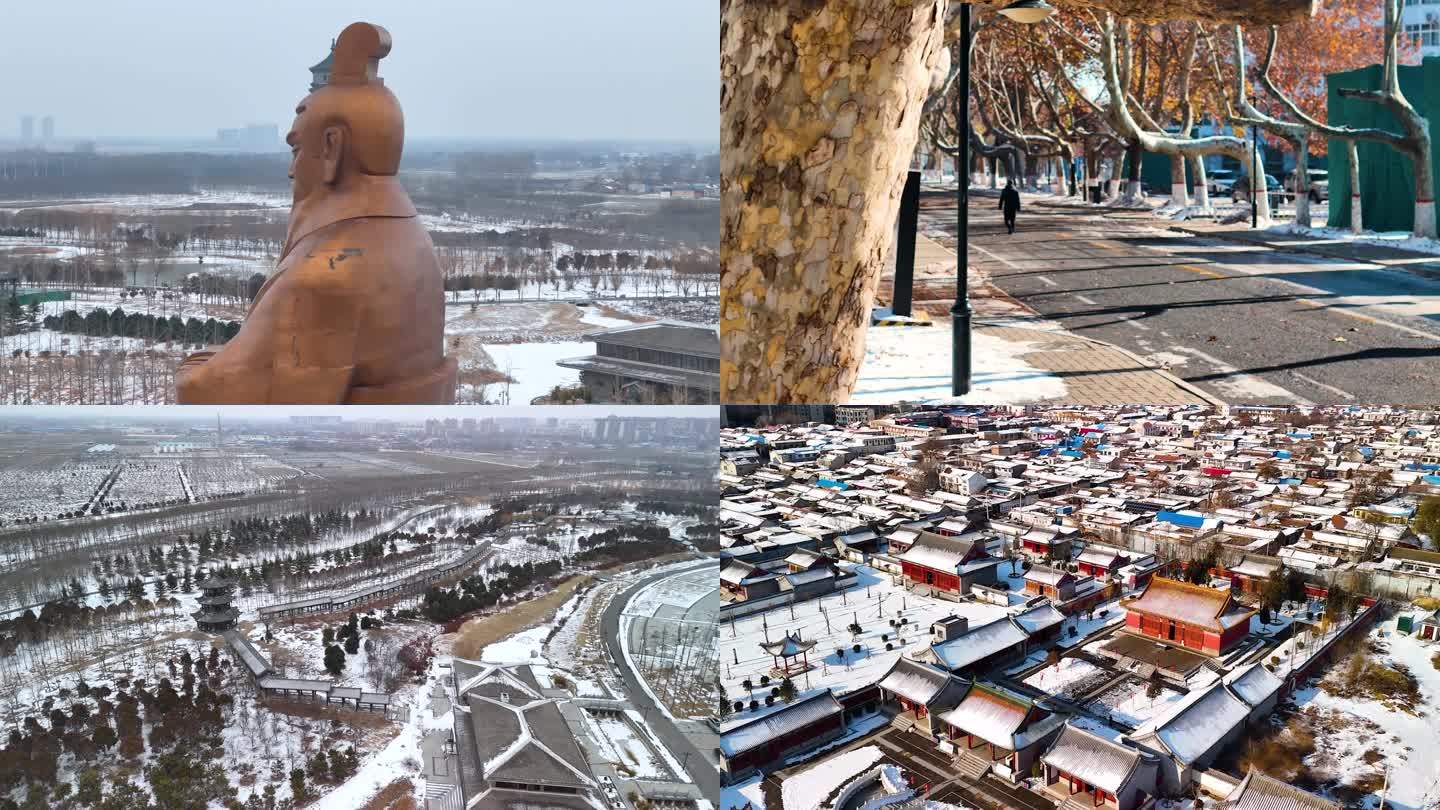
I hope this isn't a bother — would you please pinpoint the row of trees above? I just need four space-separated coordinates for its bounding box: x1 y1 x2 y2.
909 0 1428 234
37 309 240 347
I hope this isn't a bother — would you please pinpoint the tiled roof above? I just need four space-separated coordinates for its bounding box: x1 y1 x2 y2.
1123 577 1239 630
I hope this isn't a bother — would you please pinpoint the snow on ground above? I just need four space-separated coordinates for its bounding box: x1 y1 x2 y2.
781 745 885 810
721 565 1010 730
1022 657 1107 700
722 774 767 810
581 710 668 779
1271 223 1440 257
478 589 585 665
1291 618 1440 809
852 325 1067 405
1057 599 1126 648
480 340 585 404
1085 677 1186 728
309 666 431 810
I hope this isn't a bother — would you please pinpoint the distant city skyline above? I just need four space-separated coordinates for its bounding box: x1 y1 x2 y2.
0 0 717 144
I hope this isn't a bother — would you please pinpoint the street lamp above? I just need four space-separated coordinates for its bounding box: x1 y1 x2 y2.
953 0 1055 397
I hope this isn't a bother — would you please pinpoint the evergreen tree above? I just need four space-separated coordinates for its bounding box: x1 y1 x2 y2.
323 645 346 676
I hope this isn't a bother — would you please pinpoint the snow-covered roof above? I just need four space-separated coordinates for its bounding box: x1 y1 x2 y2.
759 632 817 657
1023 564 1070 586
877 657 968 707
939 685 1031 748
1223 662 1283 709
929 618 1028 672
938 684 1061 750
1228 556 1280 579
1076 548 1123 567
1123 577 1251 631
1011 603 1066 636
1042 723 1144 795
719 690 843 758
1134 681 1250 765
898 531 985 573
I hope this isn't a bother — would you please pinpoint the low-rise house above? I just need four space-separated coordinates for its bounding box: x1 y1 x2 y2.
897 531 1001 598
916 615 1033 678
1225 555 1282 594
876 657 970 739
1076 546 1128 578
1121 577 1255 657
938 683 1066 782
1040 723 1160 810
718 691 846 781
1024 564 1076 600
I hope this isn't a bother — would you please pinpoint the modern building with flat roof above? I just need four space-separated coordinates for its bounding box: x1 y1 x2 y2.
559 320 719 404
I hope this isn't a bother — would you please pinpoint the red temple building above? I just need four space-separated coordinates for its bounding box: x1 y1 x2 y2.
897 531 1000 596
1120 577 1255 657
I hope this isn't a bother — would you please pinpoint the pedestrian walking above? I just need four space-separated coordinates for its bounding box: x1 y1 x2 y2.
999 181 1021 234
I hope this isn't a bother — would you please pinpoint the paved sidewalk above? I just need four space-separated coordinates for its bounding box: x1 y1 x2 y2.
864 214 1218 406
1166 220 1440 280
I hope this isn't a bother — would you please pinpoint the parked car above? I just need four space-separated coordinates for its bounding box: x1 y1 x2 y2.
1206 168 1239 196
1230 174 1284 204
1284 168 1330 203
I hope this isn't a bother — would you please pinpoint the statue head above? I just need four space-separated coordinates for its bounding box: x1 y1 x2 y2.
287 22 404 206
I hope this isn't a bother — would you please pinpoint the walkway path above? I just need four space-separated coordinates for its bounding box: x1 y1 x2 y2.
602 560 720 795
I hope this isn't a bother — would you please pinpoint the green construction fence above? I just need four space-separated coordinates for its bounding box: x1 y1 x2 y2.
1326 57 1440 233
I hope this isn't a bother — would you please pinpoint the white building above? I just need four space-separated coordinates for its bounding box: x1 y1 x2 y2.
1404 0 1440 55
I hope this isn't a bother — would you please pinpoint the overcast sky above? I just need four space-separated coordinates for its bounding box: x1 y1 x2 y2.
0 0 717 144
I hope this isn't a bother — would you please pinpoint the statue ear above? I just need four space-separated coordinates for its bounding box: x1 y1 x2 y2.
321 125 346 184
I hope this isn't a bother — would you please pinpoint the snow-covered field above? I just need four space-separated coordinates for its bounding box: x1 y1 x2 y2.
480 340 587 404
1291 618 1440 809
721 565 1011 730
1022 657 1109 701
1085 677 1186 728
853 324 1068 405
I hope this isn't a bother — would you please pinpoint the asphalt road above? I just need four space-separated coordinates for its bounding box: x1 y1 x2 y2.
601 559 720 795
924 193 1440 405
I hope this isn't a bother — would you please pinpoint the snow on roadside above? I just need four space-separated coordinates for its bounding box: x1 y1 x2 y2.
1270 222 1440 257
853 325 1067 405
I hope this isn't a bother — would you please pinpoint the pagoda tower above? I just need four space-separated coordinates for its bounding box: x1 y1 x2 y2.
193 576 239 632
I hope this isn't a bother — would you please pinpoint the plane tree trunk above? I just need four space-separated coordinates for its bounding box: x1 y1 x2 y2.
1102 16 1272 224
719 0 948 402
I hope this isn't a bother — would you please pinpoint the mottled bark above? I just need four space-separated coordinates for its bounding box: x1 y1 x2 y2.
720 0 948 403
1191 155 1211 210
1101 15 1272 224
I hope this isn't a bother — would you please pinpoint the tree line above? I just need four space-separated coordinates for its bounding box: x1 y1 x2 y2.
30 308 241 346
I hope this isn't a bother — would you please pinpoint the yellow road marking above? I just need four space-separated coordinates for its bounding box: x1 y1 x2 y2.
1178 264 1228 279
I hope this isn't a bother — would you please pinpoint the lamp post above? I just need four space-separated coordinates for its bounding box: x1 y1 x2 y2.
1251 123 1260 229
952 0 1056 397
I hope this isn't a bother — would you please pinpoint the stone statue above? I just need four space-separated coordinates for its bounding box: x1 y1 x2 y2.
176 22 456 404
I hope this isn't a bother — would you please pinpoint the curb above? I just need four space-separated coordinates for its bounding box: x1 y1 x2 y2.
973 318 1229 409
